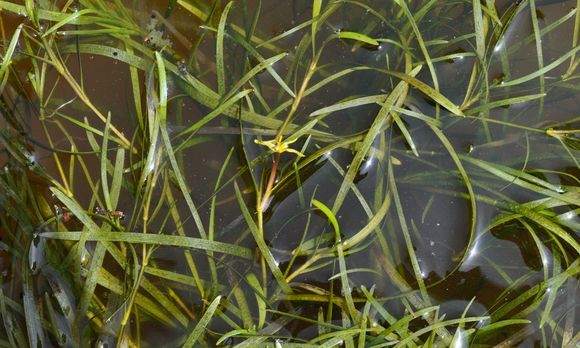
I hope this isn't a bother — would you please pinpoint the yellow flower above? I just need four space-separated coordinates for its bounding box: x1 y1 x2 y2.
254 136 305 157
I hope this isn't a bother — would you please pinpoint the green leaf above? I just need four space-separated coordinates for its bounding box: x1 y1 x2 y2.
217 2 234 95
498 45 580 87
387 70 464 116
41 8 95 37
311 199 340 238
155 51 168 123
101 113 112 210
234 182 293 293
0 24 22 94
312 0 323 52
39 232 254 259
309 95 386 118
338 31 379 46
183 296 222 347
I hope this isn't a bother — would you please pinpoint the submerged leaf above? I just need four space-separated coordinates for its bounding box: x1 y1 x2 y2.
338 31 380 46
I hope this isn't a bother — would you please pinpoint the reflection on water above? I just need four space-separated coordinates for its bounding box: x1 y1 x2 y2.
0 0 578 346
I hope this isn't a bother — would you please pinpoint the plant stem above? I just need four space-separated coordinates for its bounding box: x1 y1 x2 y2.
257 60 319 212
259 152 280 211
276 61 318 139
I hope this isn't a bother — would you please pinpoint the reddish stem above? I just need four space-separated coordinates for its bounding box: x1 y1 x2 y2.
259 152 281 211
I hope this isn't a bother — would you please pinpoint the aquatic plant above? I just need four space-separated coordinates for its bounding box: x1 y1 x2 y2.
0 0 578 346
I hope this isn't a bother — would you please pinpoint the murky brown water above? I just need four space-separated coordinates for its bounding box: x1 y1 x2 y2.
1 0 578 346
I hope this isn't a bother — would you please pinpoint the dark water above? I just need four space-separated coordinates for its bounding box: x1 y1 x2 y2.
1 0 579 346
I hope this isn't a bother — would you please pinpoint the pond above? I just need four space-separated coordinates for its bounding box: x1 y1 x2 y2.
0 0 579 347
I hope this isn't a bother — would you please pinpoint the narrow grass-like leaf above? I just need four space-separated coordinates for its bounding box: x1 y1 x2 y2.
54 113 105 139
538 267 567 329
140 278 190 327
145 267 203 289
332 66 418 213
41 39 131 147
49 188 99 232
234 182 292 293
392 113 419 156
312 0 322 52
359 287 400 342
474 319 531 339
175 89 252 139
229 30 296 98
234 313 296 348
564 4 580 77
221 52 287 102
265 66 371 121
388 159 430 304
472 0 486 61
206 147 235 296
530 0 545 105
396 317 488 347
22 262 47 348
392 106 440 127
498 45 580 87
183 295 222 347
450 298 476 346
0 24 22 94
312 199 357 318
467 93 546 114
464 156 579 206
357 286 373 348
41 8 94 37
325 156 373 219
246 273 266 329
312 199 340 239
511 204 580 254
160 125 208 238
94 267 177 326
431 125 477 247
40 232 254 259
109 148 124 209
0 1 94 22
309 95 386 118
101 113 112 210
492 260 579 322
318 307 329 336
216 329 252 346
338 31 379 46
217 1 234 95
232 279 253 329
0 290 18 347
257 17 315 48
396 0 439 92
342 193 390 249
308 328 361 347
176 0 208 20
155 51 168 123
62 43 148 70
387 70 463 116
